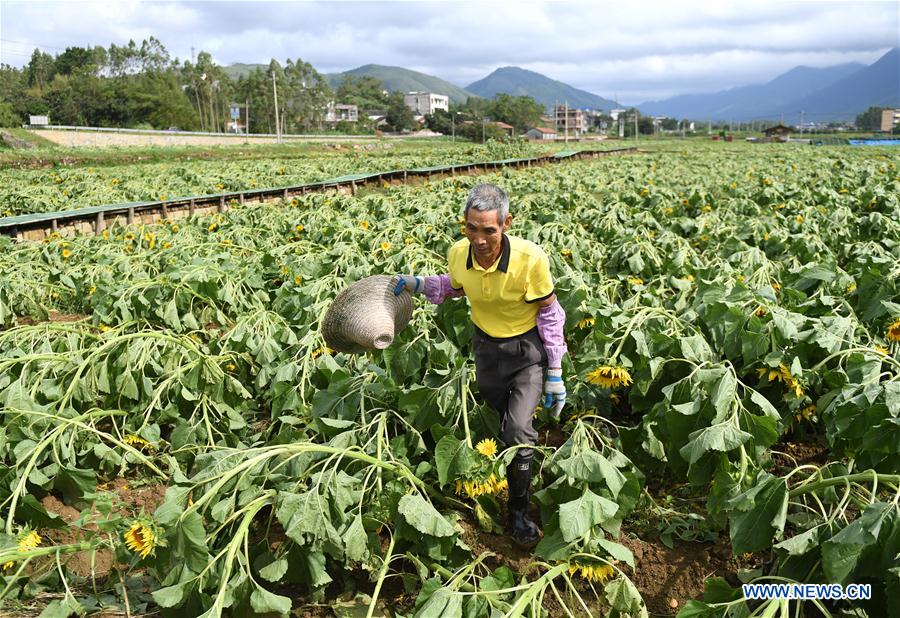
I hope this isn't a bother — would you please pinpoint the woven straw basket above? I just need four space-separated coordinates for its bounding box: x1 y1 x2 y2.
322 275 414 353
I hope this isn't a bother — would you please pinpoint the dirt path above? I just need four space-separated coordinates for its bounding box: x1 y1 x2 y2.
30 129 379 148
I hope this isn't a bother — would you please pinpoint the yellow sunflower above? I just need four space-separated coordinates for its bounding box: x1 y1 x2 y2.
475 438 498 458
756 364 804 398
124 521 156 559
360 220 370 230
61 249 72 259
310 346 333 359
454 474 508 499
568 561 615 583
2 530 42 571
887 318 900 343
577 317 596 330
123 435 151 450
586 366 633 389
795 404 816 423
627 277 644 286
380 241 392 252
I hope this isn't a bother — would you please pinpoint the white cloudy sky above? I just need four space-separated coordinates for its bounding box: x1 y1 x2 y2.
1 0 897 103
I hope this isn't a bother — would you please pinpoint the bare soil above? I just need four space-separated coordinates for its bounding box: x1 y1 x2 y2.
39 480 167 579
771 440 830 471
618 532 756 616
15 311 88 326
456 512 756 617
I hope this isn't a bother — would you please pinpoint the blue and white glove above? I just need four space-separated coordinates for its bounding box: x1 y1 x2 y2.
393 275 424 296
543 368 566 419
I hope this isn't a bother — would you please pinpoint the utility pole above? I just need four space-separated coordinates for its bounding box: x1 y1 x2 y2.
799 110 805 135
554 100 558 139
245 101 250 135
634 110 639 143
482 117 485 144
451 113 455 141
708 119 711 135
272 71 281 143
564 100 569 143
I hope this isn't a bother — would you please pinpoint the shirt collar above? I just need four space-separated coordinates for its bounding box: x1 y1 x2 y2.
467 234 510 273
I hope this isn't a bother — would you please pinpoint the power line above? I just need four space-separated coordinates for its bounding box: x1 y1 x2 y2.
1 38 69 51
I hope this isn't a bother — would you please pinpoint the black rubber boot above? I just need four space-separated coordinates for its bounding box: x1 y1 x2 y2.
506 457 542 548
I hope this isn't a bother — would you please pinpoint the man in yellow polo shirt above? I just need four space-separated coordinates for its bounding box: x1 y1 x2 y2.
393 183 568 548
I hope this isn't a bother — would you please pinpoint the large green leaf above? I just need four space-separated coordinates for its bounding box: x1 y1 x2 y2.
728 474 788 555
558 489 618 543
679 422 752 465
557 449 626 496
398 493 455 538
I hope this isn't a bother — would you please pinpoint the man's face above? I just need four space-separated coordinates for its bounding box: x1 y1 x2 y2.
465 208 512 261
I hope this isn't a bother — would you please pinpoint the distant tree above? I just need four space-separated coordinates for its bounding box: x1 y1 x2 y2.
0 64 28 125
24 50 56 91
855 106 887 131
336 75 389 111
590 113 613 131
424 108 453 134
54 45 106 77
457 96 491 120
128 71 199 130
660 117 679 131
384 92 417 131
233 68 274 133
458 120 506 143
181 52 230 132
622 109 653 136
282 58 333 132
488 94 544 132
0 102 19 126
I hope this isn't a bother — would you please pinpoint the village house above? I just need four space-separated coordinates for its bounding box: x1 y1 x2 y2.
525 126 558 140
403 92 449 116
325 103 359 123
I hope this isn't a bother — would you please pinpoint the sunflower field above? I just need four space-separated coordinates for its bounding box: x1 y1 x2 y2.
0 139 546 217
1 143 899 617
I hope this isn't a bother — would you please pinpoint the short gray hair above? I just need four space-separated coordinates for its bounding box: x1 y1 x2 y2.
464 183 509 224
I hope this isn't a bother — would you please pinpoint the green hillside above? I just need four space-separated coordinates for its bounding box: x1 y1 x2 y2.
222 63 268 80
325 64 476 104
467 66 618 110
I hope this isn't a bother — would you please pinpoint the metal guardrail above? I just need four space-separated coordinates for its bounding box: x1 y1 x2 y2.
0 148 637 240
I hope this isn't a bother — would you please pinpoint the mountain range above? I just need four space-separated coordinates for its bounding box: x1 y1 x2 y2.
639 47 899 122
224 47 899 122
465 66 618 110
323 65 474 104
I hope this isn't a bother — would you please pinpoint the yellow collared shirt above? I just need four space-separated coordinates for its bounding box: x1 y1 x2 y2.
448 234 554 338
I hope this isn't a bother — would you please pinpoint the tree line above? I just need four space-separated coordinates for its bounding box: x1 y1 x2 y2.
0 38 549 139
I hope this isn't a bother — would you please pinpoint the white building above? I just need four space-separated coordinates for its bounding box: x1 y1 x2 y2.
403 92 449 116
325 103 359 123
